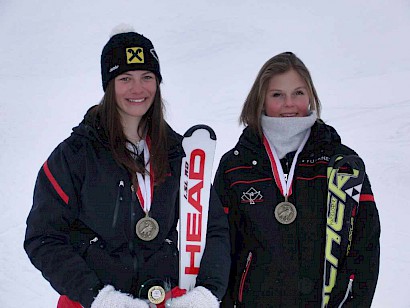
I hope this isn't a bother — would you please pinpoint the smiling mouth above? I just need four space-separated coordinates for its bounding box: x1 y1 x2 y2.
128 98 145 103
281 113 297 117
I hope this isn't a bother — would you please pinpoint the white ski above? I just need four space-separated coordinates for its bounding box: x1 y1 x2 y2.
179 125 217 291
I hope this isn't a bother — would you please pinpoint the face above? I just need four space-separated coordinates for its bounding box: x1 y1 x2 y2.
114 70 157 125
264 69 310 117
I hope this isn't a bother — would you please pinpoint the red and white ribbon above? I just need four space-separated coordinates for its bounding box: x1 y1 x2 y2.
263 129 310 198
135 137 154 213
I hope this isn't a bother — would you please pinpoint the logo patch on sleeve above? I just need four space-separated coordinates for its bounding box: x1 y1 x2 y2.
126 47 144 63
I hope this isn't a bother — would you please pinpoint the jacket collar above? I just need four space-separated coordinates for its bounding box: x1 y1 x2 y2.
237 121 342 154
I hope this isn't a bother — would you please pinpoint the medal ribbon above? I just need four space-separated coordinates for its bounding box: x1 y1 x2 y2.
263 129 310 199
135 136 154 214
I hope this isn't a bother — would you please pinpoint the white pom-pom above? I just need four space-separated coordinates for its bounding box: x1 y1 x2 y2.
110 23 135 37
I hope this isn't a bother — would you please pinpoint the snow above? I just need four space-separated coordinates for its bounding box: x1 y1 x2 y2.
1 0 409 307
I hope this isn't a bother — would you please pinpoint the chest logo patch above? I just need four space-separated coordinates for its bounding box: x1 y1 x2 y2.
241 187 263 205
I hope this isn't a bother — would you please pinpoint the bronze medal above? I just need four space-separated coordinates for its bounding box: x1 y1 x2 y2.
275 201 297 224
136 215 159 241
148 285 166 304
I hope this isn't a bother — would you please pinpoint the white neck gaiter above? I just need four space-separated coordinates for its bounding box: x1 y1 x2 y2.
261 111 317 159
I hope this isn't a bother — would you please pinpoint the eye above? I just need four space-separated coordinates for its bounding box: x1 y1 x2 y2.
295 90 305 95
119 76 130 82
272 92 282 98
143 74 155 81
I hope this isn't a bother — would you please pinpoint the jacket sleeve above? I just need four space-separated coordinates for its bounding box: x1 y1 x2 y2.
331 174 380 307
195 185 231 300
24 141 102 308
212 158 240 307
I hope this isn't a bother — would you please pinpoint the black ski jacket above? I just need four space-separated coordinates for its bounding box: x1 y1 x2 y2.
214 121 380 307
24 108 230 307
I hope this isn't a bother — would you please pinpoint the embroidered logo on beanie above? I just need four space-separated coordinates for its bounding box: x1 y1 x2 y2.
109 65 119 72
126 47 144 64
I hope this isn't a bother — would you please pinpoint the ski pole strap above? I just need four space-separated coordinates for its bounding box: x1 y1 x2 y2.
322 155 365 307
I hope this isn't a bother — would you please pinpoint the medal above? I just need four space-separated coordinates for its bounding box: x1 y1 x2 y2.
148 285 166 304
263 129 310 225
274 200 297 224
136 214 159 241
129 137 159 240
139 278 171 305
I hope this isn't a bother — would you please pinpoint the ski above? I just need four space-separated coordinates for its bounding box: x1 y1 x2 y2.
178 125 217 291
322 155 366 307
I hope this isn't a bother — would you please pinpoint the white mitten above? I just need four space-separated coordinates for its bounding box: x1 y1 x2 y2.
91 285 149 308
166 286 219 308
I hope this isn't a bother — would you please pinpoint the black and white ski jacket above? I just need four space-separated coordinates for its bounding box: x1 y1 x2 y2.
24 107 230 308
214 121 380 307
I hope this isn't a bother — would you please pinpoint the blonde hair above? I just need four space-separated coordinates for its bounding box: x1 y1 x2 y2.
240 52 321 137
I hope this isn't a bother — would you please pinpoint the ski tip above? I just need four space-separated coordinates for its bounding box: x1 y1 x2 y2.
329 154 365 172
183 124 217 140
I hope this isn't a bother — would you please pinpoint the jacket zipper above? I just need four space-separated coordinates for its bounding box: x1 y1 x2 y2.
112 180 125 228
338 274 354 308
284 157 289 181
130 185 139 272
238 251 253 303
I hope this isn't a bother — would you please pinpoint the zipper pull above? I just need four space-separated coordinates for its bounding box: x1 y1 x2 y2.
348 274 355 289
112 180 125 228
338 274 355 307
244 251 253 272
118 180 124 200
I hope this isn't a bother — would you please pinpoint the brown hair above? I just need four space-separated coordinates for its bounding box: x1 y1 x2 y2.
240 52 321 138
94 78 168 187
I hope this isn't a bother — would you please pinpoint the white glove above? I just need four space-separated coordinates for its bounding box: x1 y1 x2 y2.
166 286 219 308
91 285 149 308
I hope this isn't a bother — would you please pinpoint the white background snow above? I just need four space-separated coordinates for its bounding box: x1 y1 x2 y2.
1 1 409 307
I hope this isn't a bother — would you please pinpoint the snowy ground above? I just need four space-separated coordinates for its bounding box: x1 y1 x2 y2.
1 1 409 307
